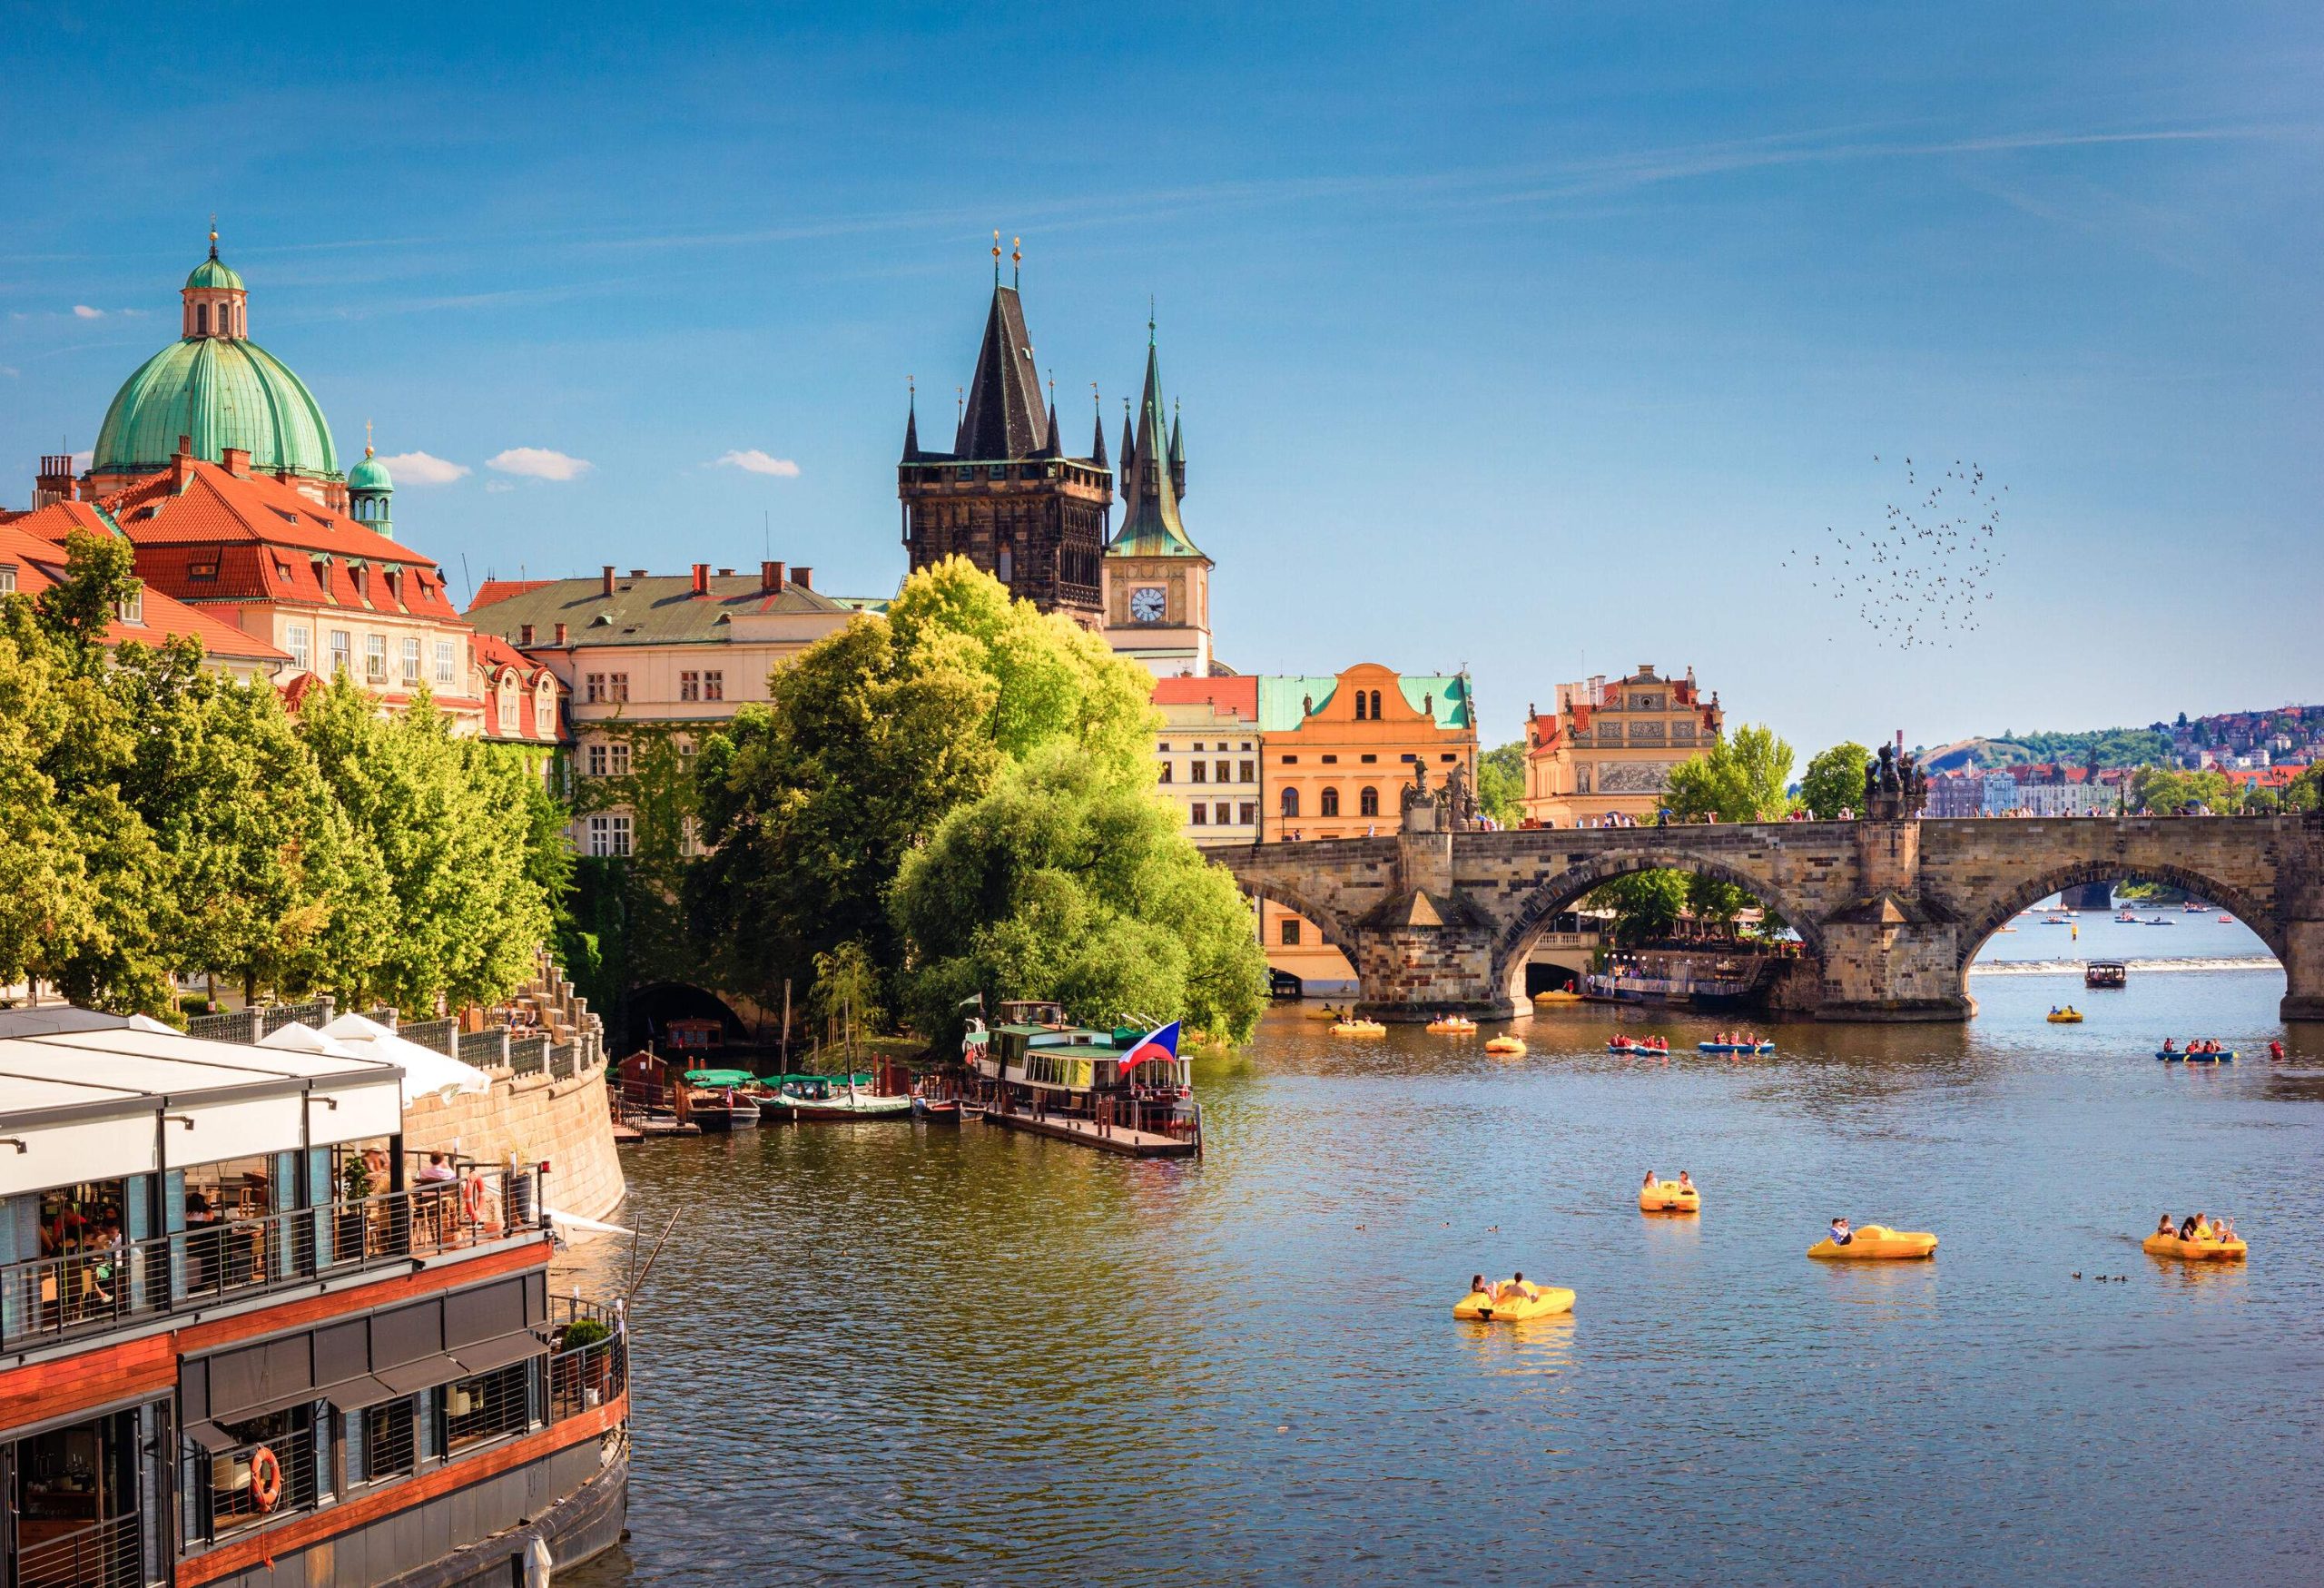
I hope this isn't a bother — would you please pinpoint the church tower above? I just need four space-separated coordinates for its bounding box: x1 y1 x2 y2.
897 239 1113 622
1099 319 1213 677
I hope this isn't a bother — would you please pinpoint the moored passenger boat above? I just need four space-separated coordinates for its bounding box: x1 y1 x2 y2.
960 1002 1200 1158
773 1074 913 1120
0 1007 630 1588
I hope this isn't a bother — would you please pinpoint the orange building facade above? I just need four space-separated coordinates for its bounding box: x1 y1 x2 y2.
1256 665 1476 992
1522 664 1722 826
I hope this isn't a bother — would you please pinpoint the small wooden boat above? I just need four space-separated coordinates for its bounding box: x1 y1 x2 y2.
1483 1037 1526 1055
776 1073 915 1119
680 1068 764 1132
911 1089 962 1122
1426 1016 1478 1035
2085 961 2127 989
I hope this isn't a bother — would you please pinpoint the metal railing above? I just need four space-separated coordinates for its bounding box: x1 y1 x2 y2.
548 1042 578 1080
0 1168 546 1351
547 1296 629 1424
509 1036 548 1077
398 1016 458 1056
15 1509 143 1588
208 1427 319 1537
458 1030 507 1067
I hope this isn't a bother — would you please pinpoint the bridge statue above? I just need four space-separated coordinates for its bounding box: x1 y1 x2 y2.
1218 808 2324 1026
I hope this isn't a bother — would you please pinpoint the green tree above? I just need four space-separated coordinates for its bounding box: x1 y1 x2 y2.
1797 741 1871 820
2285 766 2323 813
1664 724 1796 823
1585 871 1689 947
891 746 1266 1044
34 528 142 676
809 941 884 1058
1478 740 1526 826
0 618 103 991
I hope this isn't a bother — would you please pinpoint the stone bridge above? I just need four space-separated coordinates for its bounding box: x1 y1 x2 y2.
1217 811 2324 1022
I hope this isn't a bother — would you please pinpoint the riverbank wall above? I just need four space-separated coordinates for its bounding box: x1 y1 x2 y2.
405 1060 624 1223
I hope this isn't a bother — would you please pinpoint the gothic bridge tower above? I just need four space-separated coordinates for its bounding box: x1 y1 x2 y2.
898 238 1114 623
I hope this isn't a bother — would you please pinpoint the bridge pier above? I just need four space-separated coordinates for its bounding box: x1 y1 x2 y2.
2284 922 2324 1023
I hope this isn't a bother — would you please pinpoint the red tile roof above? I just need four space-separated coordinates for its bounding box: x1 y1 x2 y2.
471 578 555 610
1151 675 1257 719
0 524 290 665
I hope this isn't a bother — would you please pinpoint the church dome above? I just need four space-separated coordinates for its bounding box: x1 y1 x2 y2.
184 254 245 292
91 330 339 479
347 446 393 494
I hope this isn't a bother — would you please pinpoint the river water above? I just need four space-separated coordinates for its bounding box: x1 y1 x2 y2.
565 909 2320 1586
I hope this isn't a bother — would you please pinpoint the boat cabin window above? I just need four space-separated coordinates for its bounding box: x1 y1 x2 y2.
440 1362 535 1455
350 1398 418 1485
13 1406 143 1579
201 1403 320 1538
180 1156 283 1228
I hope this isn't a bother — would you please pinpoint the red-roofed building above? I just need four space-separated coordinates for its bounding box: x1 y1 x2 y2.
0 522 290 682
1151 674 1260 848
1521 665 1724 826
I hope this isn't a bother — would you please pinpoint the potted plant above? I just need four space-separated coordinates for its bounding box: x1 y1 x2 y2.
558 1317 615 1401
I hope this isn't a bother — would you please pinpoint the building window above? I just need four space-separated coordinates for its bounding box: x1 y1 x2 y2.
1281 919 1302 945
587 744 607 777
1371 690 1383 718
1354 692 1367 721
196 302 209 335
0 563 15 594
1191 761 1207 784
1239 761 1256 783
497 684 517 734
1280 788 1299 818
401 636 421 685
434 640 455 686
288 624 310 671
358 1399 417 1484
997 545 1014 583
1441 753 1458 763
1240 741 1252 751
1320 787 1340 817
1215 760 1229 783
364 633 386 681
1158 764 1172 784
330 630 351 675
1190 803 1207 825
704 670 723 701
537 686 556 736
1238 803 1257 825
1322 755 1338 764
1360 786 1379 817
1361 754 1377 764
587 814 632 857
1214 803 1229 824
1280 755 1297 764
1158 743 1171 753
116 591 144 625
680 671 700 702
609 674 629 703
585 674 606 704
609 742 631 776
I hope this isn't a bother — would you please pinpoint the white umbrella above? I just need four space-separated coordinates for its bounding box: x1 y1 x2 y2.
311 1013 494 1106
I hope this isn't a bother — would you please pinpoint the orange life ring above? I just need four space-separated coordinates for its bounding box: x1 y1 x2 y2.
461 1172 487 1225
248 1445 284 1512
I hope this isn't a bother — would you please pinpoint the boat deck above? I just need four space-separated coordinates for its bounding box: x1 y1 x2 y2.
982 1108 1197 1159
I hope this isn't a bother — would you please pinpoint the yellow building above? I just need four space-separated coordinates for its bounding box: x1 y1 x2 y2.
1522 664 1722 826
1257 666 1477 993
1151 676 1261 846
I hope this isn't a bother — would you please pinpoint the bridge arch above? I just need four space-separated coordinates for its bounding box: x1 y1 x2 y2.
1955 860 2286 981
624 981 754 1056
1490 848 1830 1001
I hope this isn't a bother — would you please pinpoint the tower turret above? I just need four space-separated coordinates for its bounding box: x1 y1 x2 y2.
346 421 393 536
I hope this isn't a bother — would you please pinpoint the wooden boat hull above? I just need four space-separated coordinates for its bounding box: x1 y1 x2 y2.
912 1096 962 1123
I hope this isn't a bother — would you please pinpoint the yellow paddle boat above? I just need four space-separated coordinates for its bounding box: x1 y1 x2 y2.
1531 989 1584 1005
1426 1015 1479 1034
2046 1008 2083 1024
2142 1229 2248 1263
1303 1004 1342 1021
1640 1179 1699 1215
1807 1224 1938 1261
1453 1281 1575 1321
1482 1036 1526 1055
1332 1018 1387 1037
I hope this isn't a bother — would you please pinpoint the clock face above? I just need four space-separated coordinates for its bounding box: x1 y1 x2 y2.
1129 586 1167 625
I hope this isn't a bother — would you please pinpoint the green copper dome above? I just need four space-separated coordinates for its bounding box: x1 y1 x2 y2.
92 335 340 479
185 254 245 292
347 448 393 493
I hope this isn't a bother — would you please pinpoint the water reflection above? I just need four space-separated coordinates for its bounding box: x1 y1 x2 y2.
566 967 2321 1588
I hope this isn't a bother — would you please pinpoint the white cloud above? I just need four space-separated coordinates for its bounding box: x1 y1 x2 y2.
73 305 103 320
72 451 91 469
714 448 801 478
379 450 471 486
487 447 593 481
484 480 515 494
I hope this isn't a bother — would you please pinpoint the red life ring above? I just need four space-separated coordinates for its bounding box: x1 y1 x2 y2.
460 1172 487 1225
248 1445 284 1512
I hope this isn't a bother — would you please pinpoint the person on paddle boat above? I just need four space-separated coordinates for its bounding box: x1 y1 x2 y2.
1470 1273 1492 1302
2178 1214 2201 1240
1679 1171 1694 1192
1643 1170 1659 1189
2161 1038 2176 1054
1829 1217 1854 1247
2156 1213 2176 1239
1507 1270 1538 1299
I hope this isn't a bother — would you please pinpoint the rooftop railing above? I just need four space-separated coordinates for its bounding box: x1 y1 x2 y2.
0 1167 547 1352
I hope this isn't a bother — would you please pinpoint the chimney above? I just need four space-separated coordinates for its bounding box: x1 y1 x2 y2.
761 560 784 593
601 565 615 597
792 566 812 590
629 569 647 579
171 435 194 488
519 623 536 646
553 621 568 646
715 567 734 577
690 562 710 597
222 446 251 478
34 454 75 508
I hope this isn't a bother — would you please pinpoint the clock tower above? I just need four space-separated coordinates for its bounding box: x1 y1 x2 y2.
1100 320 1214 677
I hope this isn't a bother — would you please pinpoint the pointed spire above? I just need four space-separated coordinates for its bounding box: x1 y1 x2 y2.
1168 399 1185 500
1039 371 1063 459
1089 383 1108 469
1108 317 1200 560
901 376 921 462
954 250 1048 459
1012 235 1022 291
1119 398 1135 482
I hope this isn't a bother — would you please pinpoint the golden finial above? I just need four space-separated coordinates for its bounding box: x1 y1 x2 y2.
1011 235 1021 289
208 213 219 259
992 230 1001 284
364 418 375 459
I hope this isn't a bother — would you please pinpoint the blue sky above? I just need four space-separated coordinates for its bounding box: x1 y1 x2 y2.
3 2 2318 754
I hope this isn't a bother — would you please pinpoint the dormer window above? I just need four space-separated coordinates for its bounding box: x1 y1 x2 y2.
116 591 144 626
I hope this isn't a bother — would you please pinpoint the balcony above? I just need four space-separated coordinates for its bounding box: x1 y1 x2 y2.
0 1163 547 1354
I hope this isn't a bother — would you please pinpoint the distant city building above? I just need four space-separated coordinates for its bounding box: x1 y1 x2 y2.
1925 771 1984 818
0 518 290 682
1521 665 1722 826
1099 327 1213 678
1151 676 1261 848
468 563 855 855
1258 666 1476 992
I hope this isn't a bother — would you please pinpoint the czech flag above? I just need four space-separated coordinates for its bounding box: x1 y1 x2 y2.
1121 1021 1181 1069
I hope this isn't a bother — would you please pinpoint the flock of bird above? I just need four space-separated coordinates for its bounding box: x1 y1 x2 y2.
1785 457 2008 650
